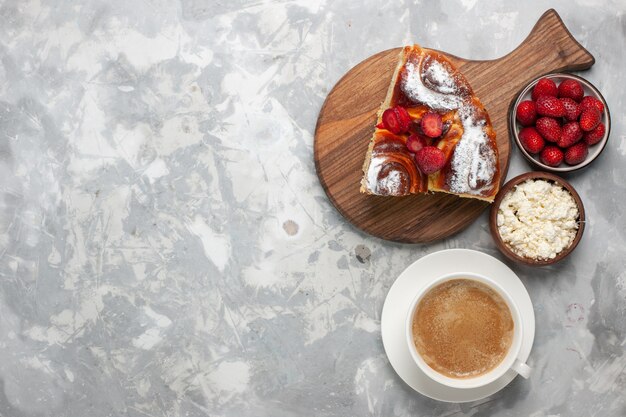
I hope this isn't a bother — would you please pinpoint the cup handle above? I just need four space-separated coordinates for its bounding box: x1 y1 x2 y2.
511 359 531 379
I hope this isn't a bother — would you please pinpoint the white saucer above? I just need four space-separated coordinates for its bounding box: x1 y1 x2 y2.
381 249 535 403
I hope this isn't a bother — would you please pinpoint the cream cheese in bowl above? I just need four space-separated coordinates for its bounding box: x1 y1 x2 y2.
496 179 579 260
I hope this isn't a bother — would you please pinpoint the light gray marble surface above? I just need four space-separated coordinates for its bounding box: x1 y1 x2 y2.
0 0 624 416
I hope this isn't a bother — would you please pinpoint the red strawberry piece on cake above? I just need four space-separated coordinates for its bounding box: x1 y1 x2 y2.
519 127 545 154
564 142 588 165
579 96 604 114
560 98 581 122
579 107 601 132
406 134 428 153
396 106 411 129
540 146 564 167
420 112 443 138
381 109 401 133
532 78 558 101
381 106 411 134
583 123 605 146
536 95 566 117
535 117 562 142
557 122 583 148
516 100 537 126
558 79 584 102
414 146 446 174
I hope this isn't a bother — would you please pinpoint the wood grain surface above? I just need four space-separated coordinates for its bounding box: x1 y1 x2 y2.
314 9 595 243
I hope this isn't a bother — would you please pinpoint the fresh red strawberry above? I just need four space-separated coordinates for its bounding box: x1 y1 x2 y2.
415 146 446 174
516 100 537 126
381 106 411 134
536 95 566 117
540 146 564 167
564 142 588 165
420 112 443 138
396 106 411 129
519 127 545 154
535 117 562 142
557 122 583 148
583 122 605 146
579 107 601 132
560 98 581 122
532 78 558 101
406 134 428 153
381 109 400 133
558 79 584 102
579 96 604 113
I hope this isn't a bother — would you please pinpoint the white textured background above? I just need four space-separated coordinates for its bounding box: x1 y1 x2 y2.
0 0 624 416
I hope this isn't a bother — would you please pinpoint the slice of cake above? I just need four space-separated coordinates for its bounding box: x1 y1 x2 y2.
360 44 500 202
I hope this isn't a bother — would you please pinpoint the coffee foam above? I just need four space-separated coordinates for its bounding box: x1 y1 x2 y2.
412 279 514 379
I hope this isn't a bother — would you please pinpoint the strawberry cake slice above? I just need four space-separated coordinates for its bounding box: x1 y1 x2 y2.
360 44 501 202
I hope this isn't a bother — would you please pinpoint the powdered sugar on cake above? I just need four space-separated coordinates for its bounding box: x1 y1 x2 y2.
449 108 496 194
366 156 403 195
401 61 464 110
401 55 496 195
423 60 458 94
378 169 402 194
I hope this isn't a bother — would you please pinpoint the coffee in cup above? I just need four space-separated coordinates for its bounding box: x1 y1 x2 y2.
406 273 530 389
411 278 514 379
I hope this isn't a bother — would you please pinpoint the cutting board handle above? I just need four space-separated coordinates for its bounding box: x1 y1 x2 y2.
502 9 595 76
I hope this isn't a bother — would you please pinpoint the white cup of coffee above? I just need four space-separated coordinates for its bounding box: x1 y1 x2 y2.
405 272 531 389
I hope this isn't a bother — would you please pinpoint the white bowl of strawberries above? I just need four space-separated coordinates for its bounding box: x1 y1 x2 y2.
510 73 610 172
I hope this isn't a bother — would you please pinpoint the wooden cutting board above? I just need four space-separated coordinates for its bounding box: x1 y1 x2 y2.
314 9 594 243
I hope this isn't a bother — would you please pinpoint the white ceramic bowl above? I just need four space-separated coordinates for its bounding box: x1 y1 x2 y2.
510 73 611 172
